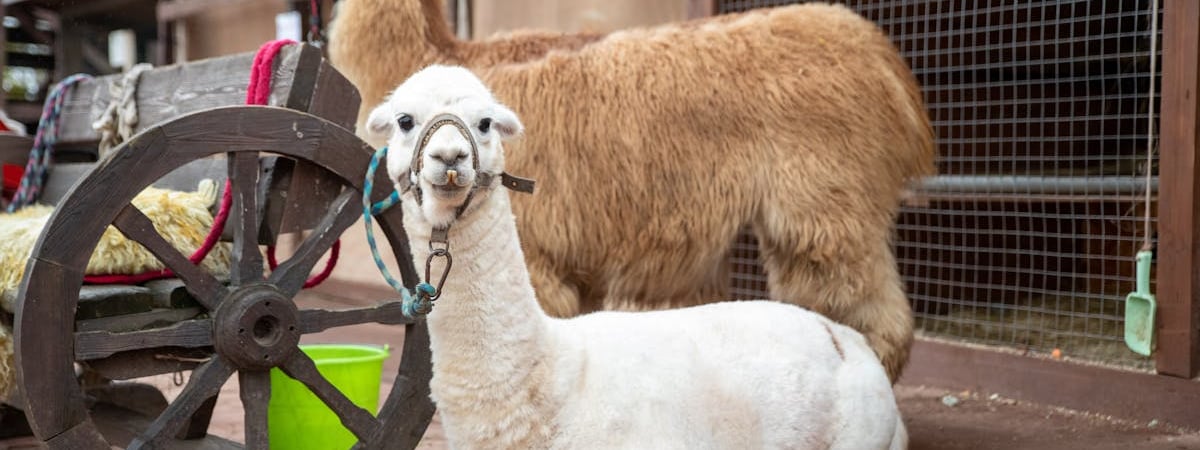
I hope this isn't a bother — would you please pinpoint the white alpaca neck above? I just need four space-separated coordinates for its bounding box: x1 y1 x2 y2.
403 189 557 447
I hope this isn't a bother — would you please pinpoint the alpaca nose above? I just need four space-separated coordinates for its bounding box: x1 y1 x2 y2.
429 148 468 167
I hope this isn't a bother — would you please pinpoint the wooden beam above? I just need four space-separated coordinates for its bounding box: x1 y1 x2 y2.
1156 0 1200 378
53 17 84 80
7 3 54 44
901 339 1200 430
79 39 115 74
156 16 173 65
57 0 146 19
156 0 245 22
1 2 6 112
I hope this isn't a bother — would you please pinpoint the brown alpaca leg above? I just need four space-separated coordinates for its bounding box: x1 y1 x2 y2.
756 229 914 382
829 254 913 382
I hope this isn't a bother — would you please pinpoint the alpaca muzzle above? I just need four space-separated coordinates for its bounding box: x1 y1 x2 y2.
408 114 536 211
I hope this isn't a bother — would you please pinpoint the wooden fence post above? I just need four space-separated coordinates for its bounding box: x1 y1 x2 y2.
1156 0 1200 378
687 0 714 19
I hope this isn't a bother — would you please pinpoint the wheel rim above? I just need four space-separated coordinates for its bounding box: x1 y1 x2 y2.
14 106 434 449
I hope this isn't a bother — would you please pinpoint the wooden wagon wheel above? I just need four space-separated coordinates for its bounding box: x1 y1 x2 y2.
14 106 435 449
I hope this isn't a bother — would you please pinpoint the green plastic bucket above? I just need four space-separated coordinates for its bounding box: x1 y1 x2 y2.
268 344 389 449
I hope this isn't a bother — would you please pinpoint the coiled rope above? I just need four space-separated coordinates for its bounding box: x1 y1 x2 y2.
363 146 435 317
93 63 153 156
5 73 93 212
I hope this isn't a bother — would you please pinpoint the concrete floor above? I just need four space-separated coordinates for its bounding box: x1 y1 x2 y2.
233 288 1200 449
4 286 1200 449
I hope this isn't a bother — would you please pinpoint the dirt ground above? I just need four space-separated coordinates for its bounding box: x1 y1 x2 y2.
898 385 1200 450
4 288 1200 449
413 384 1200 449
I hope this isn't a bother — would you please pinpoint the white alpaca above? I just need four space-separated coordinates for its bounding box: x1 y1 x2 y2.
369 65 907 450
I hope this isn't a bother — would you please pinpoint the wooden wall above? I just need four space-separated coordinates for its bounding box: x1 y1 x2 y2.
177 0 688 60
471 0 689 37
179 0 335 61
183 0 283 60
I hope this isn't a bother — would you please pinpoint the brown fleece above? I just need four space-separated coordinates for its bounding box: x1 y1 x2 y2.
330 0 935 381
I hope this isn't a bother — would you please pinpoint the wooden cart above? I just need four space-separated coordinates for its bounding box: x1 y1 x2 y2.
3 44 435 449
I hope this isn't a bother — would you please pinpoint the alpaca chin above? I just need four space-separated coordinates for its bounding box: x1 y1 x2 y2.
429 182 469 201
419 193 468 228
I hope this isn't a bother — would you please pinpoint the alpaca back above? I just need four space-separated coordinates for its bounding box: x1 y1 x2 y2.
477 4 933 307
332 1 935 295
546 301 902 449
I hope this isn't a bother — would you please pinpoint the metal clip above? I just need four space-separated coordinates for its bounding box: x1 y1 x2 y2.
307 30 325 47
424 247 453 301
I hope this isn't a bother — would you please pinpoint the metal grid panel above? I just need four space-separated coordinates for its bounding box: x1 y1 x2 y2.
718 0 1160 368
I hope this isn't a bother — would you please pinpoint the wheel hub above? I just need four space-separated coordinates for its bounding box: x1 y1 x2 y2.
213 284 301 370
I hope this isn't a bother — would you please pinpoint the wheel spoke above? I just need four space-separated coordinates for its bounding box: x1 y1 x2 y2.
229 151 265 285
74 319 213 360
268 188 359 296
239 370 271 450
280 351 380 441
177 394 219 440
128 356 235 449
362 321 435 449
298 301 414 334
112 204 227 310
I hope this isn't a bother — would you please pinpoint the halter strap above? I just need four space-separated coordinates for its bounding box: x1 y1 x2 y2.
406 113 535 212
365 113 537 316
411 113 480 181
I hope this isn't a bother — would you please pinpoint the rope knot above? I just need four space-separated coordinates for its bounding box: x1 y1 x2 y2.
403 282 437 316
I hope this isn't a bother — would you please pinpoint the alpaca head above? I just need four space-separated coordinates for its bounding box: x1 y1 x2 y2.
367 65 524 227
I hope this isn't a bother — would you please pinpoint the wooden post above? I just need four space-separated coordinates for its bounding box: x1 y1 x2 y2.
0 3 6 113
156 14 174 65
1156 0 1200 378
687 0 714 19
53 21 84 80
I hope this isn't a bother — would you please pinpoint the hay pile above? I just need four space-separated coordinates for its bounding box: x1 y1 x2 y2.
0 324 11 400
0 180 231 399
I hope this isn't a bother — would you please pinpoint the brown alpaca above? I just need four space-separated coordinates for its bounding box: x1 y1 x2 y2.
330 0 935 381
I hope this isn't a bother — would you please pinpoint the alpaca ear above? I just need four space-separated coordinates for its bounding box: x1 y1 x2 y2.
490 104 524 140
365 102 395 141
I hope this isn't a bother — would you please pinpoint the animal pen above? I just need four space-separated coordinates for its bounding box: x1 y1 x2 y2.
0 0 1197 446
709 0 1200 426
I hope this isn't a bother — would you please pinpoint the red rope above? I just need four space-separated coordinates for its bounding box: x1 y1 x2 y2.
86 39 340 288
268 240 341 289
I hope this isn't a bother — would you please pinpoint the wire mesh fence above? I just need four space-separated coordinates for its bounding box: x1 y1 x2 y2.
717 0 1161 369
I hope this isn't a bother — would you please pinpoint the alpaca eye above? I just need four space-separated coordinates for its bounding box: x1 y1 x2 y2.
478 118 492 134
397 114 415 132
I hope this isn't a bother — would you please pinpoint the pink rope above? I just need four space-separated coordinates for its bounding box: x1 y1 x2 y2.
86 40 340 288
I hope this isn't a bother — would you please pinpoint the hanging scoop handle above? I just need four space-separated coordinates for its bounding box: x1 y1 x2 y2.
1135 250 1152 295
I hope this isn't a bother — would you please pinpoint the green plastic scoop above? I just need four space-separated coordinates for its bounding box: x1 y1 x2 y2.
1124 250 1156 356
